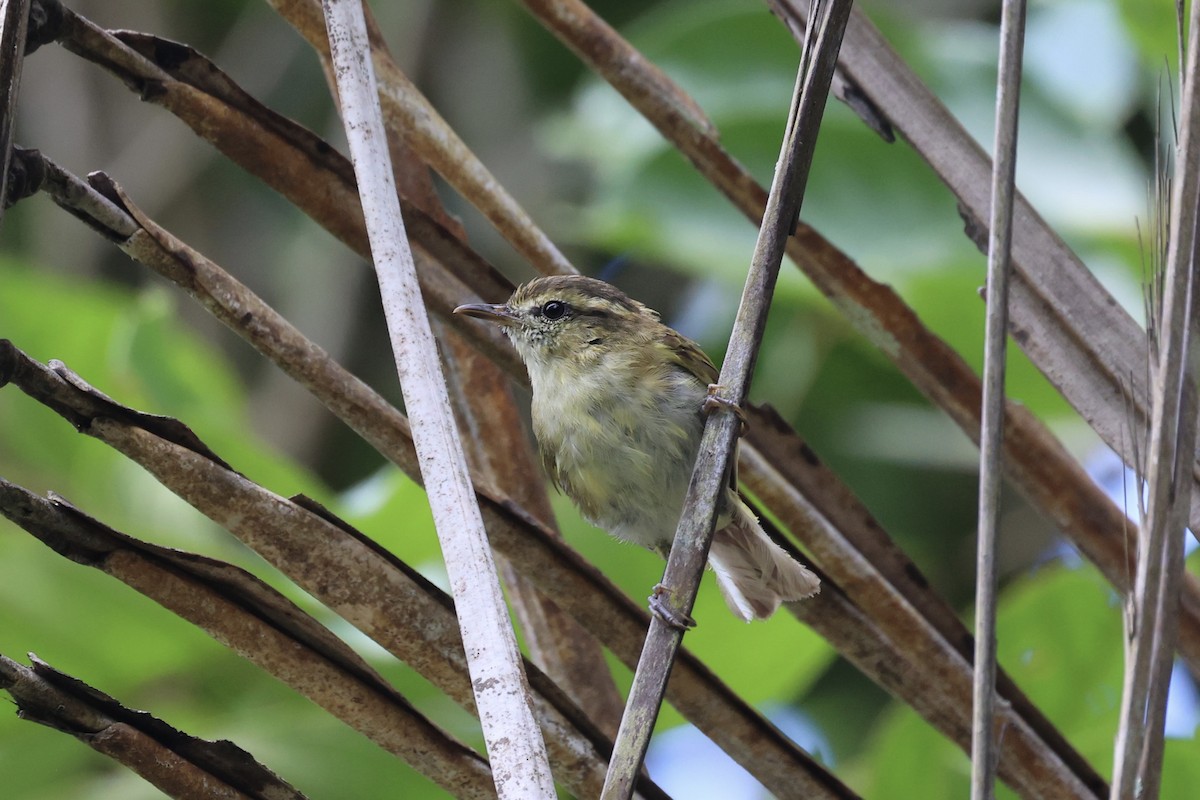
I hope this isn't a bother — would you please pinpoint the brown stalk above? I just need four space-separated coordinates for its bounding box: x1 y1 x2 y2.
0 652 306 800
0 480 496 799
0 0 31 220
264 0 573 277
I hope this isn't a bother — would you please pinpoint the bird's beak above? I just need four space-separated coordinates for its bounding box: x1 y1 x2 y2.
453 302 518 327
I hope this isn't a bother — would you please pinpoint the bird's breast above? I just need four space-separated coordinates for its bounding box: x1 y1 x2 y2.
528 356 709 550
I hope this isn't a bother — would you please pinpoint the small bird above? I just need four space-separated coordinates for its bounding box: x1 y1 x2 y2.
455 275 819 624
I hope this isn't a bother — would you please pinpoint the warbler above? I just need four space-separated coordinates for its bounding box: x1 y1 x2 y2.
455 275 819 623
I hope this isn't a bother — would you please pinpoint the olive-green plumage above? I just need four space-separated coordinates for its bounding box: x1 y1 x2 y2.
455 275 819 621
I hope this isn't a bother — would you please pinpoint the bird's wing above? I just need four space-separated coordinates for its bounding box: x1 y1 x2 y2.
661 328 719 385
659 328 740 491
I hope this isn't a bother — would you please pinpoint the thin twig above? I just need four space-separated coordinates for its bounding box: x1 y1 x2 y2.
320 2 553 796
601 3 852 798
972 3 1026 799
1111 3 1200 796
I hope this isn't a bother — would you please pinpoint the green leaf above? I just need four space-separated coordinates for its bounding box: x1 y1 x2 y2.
1116 0 1184 73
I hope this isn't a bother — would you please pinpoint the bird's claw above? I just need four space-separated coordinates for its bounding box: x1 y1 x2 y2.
649 584 696 630
703 384 748 437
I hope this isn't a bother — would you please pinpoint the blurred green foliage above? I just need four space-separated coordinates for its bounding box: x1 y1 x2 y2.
1 0 1196 798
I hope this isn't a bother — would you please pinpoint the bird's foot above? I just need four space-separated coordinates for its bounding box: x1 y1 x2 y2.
649 584 696 630
703 384 748 436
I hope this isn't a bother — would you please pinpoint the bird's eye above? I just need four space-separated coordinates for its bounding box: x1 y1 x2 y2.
540 300 568 320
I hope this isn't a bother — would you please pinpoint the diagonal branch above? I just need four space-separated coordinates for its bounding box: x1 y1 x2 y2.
601 4 853 797
266 0 574 276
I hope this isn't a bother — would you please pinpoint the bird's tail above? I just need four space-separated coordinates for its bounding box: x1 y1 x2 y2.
708 499 820 621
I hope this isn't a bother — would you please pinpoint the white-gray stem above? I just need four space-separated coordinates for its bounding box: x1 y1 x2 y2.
971 2 1026 799
320 1 554 796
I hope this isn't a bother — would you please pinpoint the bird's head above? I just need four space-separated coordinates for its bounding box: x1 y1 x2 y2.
454 275 656 369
